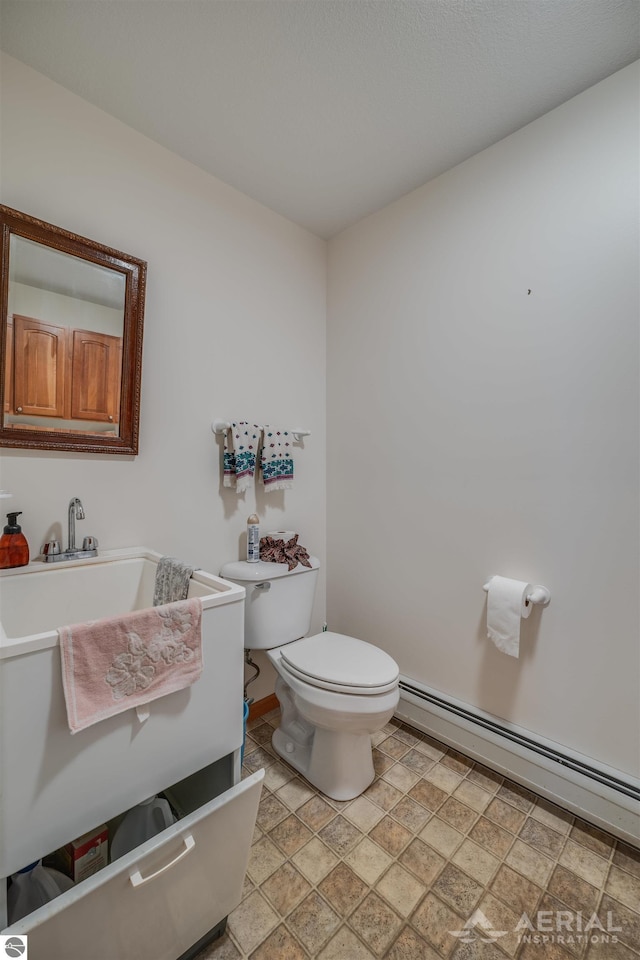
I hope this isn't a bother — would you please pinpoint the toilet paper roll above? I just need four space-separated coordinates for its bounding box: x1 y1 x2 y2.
486 576 532 658
265 530 296 542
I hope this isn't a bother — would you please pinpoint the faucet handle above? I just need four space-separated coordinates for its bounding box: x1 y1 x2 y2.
82 535 98 551
42 539 61 557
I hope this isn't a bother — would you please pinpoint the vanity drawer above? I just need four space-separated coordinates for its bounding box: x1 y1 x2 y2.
3 769 264 960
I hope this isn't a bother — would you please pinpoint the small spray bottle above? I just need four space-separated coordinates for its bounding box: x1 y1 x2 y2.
247 514 260 563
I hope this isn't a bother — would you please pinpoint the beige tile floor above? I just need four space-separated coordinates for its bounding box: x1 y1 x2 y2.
196 711 640 960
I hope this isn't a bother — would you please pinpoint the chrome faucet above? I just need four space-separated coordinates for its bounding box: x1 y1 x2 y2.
68 497 85 553
42 497 98 562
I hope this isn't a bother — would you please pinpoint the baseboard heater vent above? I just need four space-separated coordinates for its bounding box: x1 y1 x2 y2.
399 680 640 803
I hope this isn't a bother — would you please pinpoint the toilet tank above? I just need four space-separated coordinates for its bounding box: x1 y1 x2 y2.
220 558 319 650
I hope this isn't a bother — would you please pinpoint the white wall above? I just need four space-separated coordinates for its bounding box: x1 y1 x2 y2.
327 63 639 777
2 53 638 769
0 55 327 700
10 283 123 337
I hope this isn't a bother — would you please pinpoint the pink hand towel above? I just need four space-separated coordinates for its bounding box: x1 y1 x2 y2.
59 598 203 734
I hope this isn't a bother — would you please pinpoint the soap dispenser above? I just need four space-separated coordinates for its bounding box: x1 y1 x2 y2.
0 511 30 569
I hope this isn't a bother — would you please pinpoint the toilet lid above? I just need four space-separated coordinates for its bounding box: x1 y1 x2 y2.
280 632 399 691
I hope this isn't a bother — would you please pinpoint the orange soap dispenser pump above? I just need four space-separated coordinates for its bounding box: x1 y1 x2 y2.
0 511 30 569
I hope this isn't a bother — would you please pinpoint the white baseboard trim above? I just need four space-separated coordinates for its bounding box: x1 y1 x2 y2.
396 677 640 847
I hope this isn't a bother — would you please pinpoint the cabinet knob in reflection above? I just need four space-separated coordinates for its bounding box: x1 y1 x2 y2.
16 406 22 413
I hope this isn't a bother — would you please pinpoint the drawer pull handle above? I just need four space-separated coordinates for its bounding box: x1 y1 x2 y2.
129 833 195 887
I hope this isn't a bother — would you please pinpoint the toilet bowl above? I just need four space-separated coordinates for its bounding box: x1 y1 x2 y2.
268 633 399 799
220 558 400 800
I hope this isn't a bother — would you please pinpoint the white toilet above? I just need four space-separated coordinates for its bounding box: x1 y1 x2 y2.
220 556 400 800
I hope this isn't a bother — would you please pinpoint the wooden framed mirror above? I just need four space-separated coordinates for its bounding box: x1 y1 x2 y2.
0 206 146 455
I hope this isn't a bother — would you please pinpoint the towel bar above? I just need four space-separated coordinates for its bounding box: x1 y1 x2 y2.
211 420 310 443
483 578 550 606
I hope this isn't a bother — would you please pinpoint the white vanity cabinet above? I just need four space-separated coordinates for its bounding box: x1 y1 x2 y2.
0 549 263 960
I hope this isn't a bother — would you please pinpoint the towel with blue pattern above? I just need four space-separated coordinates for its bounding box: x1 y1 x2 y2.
261 426 294 491
223 422 261 493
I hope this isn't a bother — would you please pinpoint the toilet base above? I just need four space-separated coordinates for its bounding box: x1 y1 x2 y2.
270 674 377 800
271 724 375 801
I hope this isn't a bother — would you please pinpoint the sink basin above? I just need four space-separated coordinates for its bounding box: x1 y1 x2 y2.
0 548 246 877
0 546 242 654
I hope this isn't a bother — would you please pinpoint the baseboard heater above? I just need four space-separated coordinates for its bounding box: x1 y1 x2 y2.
397 677 640 846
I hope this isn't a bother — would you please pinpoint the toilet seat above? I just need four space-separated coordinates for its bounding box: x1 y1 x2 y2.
278 631 399 695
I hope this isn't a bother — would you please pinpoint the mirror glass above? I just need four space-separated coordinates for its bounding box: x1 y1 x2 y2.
1 206 146 454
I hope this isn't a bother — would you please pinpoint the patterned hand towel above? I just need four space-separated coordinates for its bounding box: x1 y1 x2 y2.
223 421 261 493
261 426 294 491
59 598 203 734
153 556 194 606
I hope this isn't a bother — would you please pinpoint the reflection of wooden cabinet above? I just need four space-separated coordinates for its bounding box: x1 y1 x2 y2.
13 315 67 417
6 315 122 423
70 330 122 423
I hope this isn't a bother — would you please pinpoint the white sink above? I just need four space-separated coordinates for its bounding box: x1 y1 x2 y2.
0 547 246 877
0 546 243 654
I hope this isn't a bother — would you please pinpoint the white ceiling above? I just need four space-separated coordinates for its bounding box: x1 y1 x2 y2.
1 1 638 238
